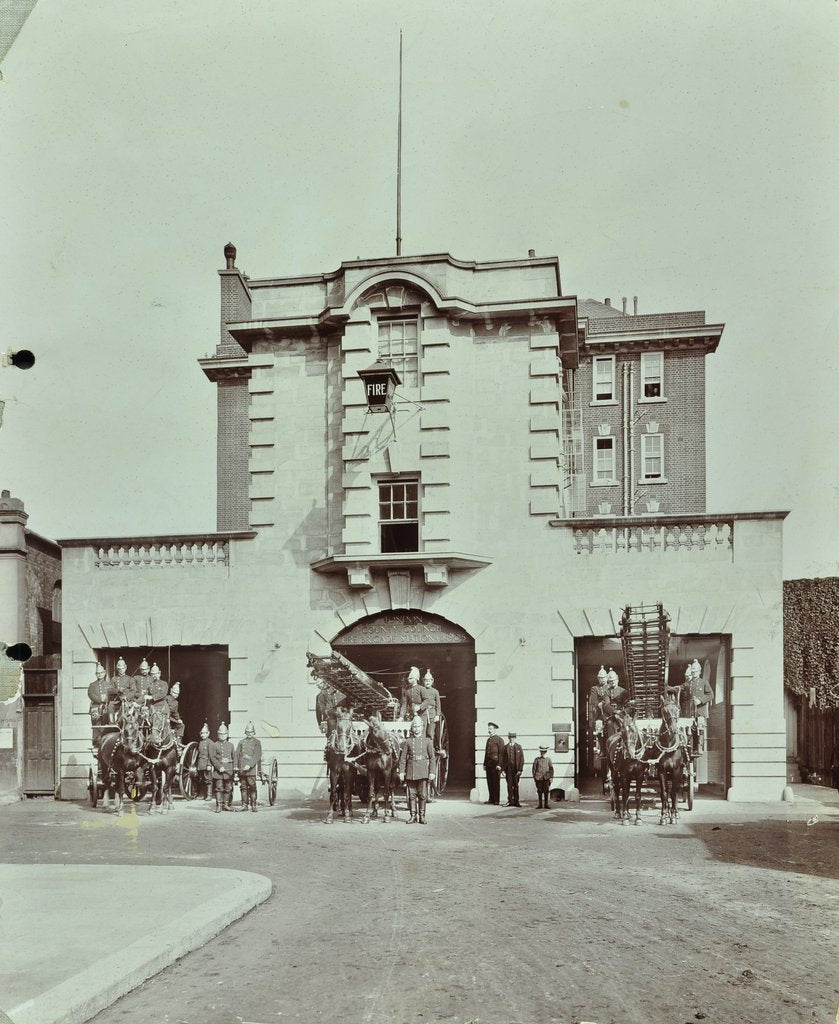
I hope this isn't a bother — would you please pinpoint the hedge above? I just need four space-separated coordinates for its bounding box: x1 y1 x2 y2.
784 578 839 708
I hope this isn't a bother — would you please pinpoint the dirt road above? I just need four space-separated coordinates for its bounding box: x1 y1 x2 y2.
3 792 837 1024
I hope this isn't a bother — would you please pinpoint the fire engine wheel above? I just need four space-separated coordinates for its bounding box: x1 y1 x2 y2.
178 741 200 800
431 717 449 795
685 758 695 811
88 767 99 808
268 758 278 806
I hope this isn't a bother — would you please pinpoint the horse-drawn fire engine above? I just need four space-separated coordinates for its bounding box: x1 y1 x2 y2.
601 603 702 824
307 651 449 822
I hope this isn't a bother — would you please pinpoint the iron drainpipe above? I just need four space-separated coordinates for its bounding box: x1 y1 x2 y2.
628 364 636 514
622 363 629 515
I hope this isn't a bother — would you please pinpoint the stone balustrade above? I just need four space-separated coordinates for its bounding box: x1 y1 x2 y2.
58 531 256 569
552 514 737 559
94 540 230 568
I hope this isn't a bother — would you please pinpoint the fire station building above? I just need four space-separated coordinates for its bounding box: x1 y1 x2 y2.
57 246 787 802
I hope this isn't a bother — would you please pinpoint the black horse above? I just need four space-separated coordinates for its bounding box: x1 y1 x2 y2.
142 707 179 813
603 713 648 825
98 701 146 817
324 714 358 824
360 715 400 823
653 695 687 825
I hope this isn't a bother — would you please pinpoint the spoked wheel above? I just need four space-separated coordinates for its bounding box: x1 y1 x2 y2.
268 757 278 806
432 717 449 795
88 766 99 808
179 741 200 800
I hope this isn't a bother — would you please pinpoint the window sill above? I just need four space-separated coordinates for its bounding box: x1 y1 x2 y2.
589 400 618 407
590 479 619 487
637 397 667 404
640 477 669 485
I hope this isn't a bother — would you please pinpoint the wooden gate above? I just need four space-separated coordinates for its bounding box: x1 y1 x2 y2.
795 699 839 778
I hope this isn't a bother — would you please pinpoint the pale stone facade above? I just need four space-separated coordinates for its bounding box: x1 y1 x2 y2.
57 250 787 802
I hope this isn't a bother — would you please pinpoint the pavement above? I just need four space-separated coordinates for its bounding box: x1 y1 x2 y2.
0 782 835 1024
0 863 271 1024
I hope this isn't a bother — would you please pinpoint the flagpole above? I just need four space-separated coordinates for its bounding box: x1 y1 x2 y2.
396 30 403 257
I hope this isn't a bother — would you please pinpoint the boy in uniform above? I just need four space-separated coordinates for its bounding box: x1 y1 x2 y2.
532 744 555 808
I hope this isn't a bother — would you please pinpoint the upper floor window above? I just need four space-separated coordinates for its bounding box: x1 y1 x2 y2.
640 433 664 480
592 356 615 402
593 436 616 482
379 478 419 552
640 352 664 399
378 317 419 388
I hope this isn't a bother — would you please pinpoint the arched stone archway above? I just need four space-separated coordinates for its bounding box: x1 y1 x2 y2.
332 610 476 791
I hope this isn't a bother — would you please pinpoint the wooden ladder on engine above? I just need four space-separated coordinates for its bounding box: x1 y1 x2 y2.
620 603 671 718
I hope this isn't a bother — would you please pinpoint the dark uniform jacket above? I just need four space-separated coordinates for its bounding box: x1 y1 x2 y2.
165 693 182 723
315 686 345 728
209 740 235 780
532 755 554 782
589 683 610 722
116 673 141 702
689 676 714 718
197 738 211 771
422 684 441 723
483 733 505 771
398 734 436 781
501 742 524 775
403 683 429 721
602 685 627 718
235 737 263 778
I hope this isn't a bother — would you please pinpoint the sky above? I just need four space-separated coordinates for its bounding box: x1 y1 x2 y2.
0 0 837 580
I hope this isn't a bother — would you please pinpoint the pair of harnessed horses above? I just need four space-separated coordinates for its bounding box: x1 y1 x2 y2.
323 712 401 825
97 699 179 816
604 694 688 825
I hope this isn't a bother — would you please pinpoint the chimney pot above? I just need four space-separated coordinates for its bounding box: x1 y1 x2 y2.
224 242 237 270
605 298 611 307
528 249 536 258
622 297 627 314
633 296 638 315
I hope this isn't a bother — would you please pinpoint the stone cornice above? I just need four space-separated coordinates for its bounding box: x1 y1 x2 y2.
198 355 252 382
549 510 789 529
57 530 258 548
579 324 724 355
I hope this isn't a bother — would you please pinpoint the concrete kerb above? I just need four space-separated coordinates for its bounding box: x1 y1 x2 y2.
4 867 271 1024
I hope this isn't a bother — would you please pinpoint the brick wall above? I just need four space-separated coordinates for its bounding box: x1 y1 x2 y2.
24 533 61 658
587 311 706 334
575 347 706 516
217 378 251 531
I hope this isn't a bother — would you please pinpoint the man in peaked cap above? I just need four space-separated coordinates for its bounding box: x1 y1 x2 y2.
532 744 555 809
483 722 505 805
235 722 263 812
501 731 524 807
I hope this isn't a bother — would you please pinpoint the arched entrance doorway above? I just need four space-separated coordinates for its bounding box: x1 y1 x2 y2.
332 611 476 791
